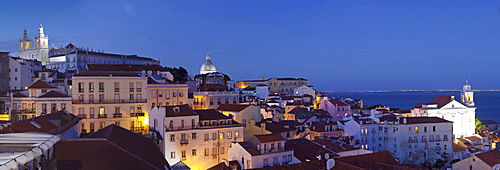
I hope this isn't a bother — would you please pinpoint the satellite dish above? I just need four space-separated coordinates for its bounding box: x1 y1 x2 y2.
324 153 330 159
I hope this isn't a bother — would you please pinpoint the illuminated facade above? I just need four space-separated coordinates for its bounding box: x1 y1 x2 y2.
149 105 244 170
193 84 239 110
71 74 148 134
266 78 308 93
18 25 50 64
147 83 189 108
200 54 217 75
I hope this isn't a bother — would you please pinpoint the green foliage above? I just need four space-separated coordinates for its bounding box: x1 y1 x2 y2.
164 66 188 81
476 117 483 132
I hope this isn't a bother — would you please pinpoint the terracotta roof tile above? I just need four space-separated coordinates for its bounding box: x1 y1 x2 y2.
399 117 452 124
475 149 500 167
328 99 350 107
28 80 57 89
57 124 169 169
216 104 251 112
415 95 453 109
38 90 69 98
286 138 337 162
164 105 197 117
0 111 81 135
255 134 285 143
195 109 231 120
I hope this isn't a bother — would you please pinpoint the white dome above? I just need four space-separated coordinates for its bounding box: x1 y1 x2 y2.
200 54 217 74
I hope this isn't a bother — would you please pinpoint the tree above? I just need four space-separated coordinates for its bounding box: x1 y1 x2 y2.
475 117 483 133
163 66 188 81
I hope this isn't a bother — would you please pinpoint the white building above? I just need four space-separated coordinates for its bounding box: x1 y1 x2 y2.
293 85 315 97
18 25 50 64
71 73 148 134
0 55 42 91
339 118 379 151
227 134 300 169
147 83 189 108
452 149 500 170
149 105 243 170
410 82 476 138
378 115 453 165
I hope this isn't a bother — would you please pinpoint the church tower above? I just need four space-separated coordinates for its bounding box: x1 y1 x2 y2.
19 28 31 50
461 79 475 107
19 25 50 65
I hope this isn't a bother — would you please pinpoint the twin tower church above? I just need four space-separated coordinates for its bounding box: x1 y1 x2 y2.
411 80 476 139
18 25 50 64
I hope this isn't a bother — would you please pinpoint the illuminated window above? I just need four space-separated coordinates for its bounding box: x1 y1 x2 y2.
170 135 175 142
181 150 186 160
192 149 197 156
415 127 419 133
219 132 224 139
227 132 232 139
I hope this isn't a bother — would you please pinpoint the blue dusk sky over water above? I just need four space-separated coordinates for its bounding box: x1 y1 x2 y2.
1 1 500 91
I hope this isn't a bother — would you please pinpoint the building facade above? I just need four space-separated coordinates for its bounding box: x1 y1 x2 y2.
71 73 148 134
18 25 50 64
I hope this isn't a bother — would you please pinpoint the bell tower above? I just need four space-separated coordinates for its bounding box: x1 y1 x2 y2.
461 79 474 107
19 28 31 51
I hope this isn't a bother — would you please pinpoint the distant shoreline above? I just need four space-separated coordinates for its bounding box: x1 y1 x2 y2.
322 89 500 93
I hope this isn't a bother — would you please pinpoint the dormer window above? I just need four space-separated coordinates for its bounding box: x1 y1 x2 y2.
173 107 180 113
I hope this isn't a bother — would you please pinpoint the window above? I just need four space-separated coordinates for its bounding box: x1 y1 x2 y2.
114 82 119 92
152 90 157 98
115 107 120 114
78 94 84 102
225 98 229 104
264 158 269 167
165 90 170 99
288 154 292 162
415 127 419 133
99 94 104 102
89 82 94 92
90 123 95 132
210 98 214 105
181 150 186 160
235 131 240 138
192 119 195 128
129 94 134 101
181 120 184 128
169 121 173 129
278 143 282 150
158 90 163 97
212 148 218 159
227 131 232 139
89 94 94 103
99 82 104 92
100 122 105 129
219 132 224 139
173 90 177 97
170 152 175 158
220 147 225 154
192 133 197 140
217 98 221 105
78 82 84 92
136 82 142 92
204 133 209 141
179 91 184 97
129 82 134 92
433 126 436 132
192 149 197 156
204 148 209 156
212 133 217 140
282 155 287 164
273 157 278 166
170 135 175 142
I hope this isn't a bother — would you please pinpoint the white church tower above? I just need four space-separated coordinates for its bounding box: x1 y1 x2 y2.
461 79 475 107
19 24 50 65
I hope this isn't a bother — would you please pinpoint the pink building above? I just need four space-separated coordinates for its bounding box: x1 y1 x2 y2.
318 99 352 121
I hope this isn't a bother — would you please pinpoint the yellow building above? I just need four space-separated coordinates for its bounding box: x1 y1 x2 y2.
72 73 149 134
266 78 308 93
193 84 239 110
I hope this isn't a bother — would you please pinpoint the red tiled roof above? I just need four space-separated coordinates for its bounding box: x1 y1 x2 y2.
28 80 57 89
38 90 70 98
216 104 251 112
0 111 81 135
261 121 298 133
255 134 285 143
475 149 500 167
13 92 27 97
195 109 231 120
57 124 169 170
328 99 350 107
313 139 359 153
464 136 481 141
415 95 453 109
165 105 197 117
73 73 142 77
286 138 338 162
334 151 411 170
453 143 466 152
400 117 452 124
87 64 164 72
253 159 328 170
238 142 260 156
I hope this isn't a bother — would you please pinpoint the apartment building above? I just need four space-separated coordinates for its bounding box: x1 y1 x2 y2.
378 115 453 165
149 105 244 170
71 73 148 134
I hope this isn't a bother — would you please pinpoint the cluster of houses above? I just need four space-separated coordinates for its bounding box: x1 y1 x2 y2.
1 26 500 170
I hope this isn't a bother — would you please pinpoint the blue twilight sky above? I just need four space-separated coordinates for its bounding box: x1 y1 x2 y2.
1 1 500 91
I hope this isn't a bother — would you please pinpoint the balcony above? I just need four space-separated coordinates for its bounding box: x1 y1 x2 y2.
180 139 189 145
443 138 448 141
73 99 147 104
435 146 441 150
429 139 434 142
113 113 122 118
98 114 107 118
436 138 441 142
12 109 36 114
130 112 145 117
131 127 145 131
421 139 426 142
114 88 119 92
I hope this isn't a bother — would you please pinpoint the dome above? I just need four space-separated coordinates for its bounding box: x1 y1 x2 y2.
200 54 217 74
